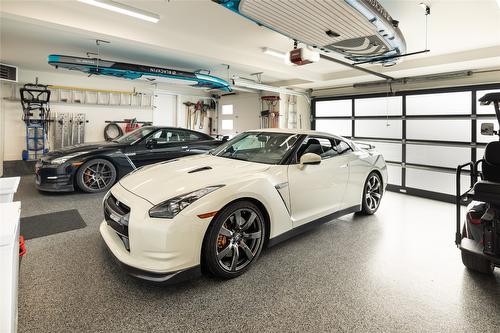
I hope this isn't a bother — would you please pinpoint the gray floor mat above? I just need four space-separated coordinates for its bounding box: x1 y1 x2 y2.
20 209 86 240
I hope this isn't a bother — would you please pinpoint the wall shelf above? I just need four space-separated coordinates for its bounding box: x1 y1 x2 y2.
2 82 153 109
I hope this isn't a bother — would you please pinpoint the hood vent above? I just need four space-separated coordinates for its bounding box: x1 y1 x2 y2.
188 166 212 173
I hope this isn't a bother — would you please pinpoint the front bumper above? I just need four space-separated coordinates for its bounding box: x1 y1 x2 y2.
99 183 211 281
459 238 500 266
101 226 201 283
35 161 75 192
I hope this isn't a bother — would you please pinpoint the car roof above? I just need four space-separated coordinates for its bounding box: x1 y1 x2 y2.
246 128 344 140
141 126 208 134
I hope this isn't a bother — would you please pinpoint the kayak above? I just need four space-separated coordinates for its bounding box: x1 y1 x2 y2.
48 54 232 92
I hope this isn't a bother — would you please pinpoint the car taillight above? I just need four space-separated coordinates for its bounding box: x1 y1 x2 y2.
467 212 481 225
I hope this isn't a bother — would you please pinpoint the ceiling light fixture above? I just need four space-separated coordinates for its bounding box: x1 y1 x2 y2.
419 2 431 15
78 0 160 23
497 0 500 8
232 77 309 100
262 47 286 59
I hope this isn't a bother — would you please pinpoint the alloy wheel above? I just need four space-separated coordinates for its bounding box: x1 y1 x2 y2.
216 208 263 272
82 162 114 190
365 174 382 211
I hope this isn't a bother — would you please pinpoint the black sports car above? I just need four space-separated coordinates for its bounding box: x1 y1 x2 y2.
35 126 226 193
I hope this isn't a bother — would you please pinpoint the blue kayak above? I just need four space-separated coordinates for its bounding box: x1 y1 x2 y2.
48 55 232 92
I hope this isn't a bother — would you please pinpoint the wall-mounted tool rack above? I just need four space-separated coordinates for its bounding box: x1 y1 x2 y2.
3 83 153 109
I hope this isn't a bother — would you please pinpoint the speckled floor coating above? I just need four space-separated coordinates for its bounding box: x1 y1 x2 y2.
14 176 500 332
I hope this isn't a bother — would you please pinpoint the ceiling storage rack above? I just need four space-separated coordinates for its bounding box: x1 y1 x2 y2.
2 83 153 109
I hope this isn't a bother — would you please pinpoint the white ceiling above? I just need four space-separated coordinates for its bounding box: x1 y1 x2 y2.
1 0 499 90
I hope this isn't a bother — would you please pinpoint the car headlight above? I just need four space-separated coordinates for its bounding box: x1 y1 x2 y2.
51 151 89 165
149 185 224 219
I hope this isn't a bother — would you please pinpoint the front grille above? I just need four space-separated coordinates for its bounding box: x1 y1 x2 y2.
106 194 130 215
104 193 131 250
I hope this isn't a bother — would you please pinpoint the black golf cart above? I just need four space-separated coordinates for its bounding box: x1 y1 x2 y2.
456 92 500 274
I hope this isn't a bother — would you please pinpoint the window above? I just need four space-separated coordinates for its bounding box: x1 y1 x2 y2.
315 99 351 117
312 84 500 203
355 96 402 116
297 137 339 160
221 119 233 130
221 104 233 115
187 131 211 141
213 132 299 164
315 119 352 137
151 129 182 143
335 140 352 155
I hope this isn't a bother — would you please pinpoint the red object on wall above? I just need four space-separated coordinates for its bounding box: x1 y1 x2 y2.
19 236 26 257
125 118 140 133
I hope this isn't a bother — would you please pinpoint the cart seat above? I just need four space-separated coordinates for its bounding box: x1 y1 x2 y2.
472 140 500 204
471 181 500 205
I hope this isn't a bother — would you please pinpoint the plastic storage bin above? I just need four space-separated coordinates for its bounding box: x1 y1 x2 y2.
0 177 20 203
0 201 21 333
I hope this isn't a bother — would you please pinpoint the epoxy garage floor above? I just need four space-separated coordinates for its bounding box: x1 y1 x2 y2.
15 176 500 332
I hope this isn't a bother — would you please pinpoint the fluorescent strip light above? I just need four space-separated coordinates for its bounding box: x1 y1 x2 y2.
262 47 286 59
232 77 309 100
497 0 500 8
78 0 160 23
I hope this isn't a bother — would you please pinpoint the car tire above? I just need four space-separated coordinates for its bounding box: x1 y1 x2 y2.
76 159 117 193
359 172 383 215
461 250 494 274
202 201 266 279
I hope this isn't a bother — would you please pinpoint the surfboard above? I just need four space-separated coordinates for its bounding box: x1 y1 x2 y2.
48 55 232 92
213 0 407 66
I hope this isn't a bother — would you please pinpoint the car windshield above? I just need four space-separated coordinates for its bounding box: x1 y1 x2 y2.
212 132 300 164
114 127 156 144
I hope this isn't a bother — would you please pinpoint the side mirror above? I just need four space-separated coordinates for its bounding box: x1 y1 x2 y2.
299 153 321 169
146 138 157 149
481 123 495 136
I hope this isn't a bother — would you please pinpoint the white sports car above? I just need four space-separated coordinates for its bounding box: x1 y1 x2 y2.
100 129 387 282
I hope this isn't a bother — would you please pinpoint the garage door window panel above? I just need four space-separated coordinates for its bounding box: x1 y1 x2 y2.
477 89 500 115
355 96 402 116
356 141 402 162
355 119 402 139
406 92 471 115
315 119 352 137
406 168 471 195
407 119 471 142
315 99 351 117
406 145 471 169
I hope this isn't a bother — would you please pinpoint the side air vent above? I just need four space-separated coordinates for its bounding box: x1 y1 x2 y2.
188 166 212 173
0 63 18 82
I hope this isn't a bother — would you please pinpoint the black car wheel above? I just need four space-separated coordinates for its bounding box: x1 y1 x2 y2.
76 159 117 193
202 201 265 279
360 172 383 215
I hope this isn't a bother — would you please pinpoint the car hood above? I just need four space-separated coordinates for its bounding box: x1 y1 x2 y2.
119 154 271 205
42 141 122 160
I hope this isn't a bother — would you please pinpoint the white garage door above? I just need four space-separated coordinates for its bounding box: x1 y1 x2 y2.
313 85 500 202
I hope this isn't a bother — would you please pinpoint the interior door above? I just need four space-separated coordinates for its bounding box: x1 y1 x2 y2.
129 129 187 166
287 136 350 227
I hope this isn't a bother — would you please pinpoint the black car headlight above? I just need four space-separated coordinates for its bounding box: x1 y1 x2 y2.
149 185 224 219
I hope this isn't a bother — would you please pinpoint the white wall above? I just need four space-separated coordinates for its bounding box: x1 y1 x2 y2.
0 69 154 161
218 93 261 137
0 69 212 161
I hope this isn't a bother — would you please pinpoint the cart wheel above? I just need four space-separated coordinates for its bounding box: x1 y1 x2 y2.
461 251 494 274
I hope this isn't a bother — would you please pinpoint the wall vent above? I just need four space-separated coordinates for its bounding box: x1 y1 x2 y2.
0 63 18 83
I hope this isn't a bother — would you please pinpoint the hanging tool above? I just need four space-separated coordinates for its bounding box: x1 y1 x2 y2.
183 101 195 129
